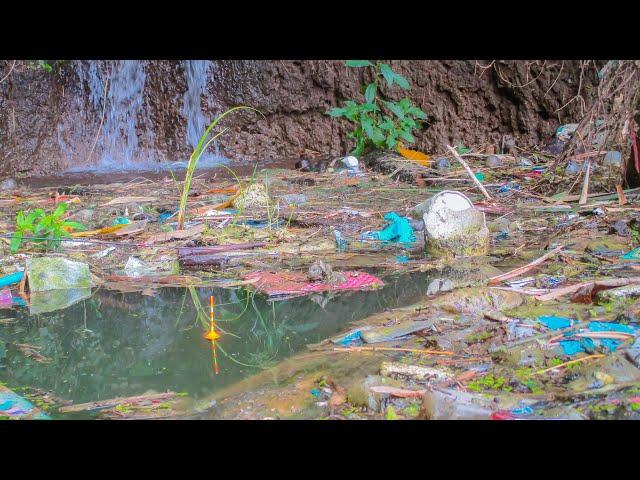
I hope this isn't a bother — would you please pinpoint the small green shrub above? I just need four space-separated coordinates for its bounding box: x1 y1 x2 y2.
327 60 428 157
10 202 85 253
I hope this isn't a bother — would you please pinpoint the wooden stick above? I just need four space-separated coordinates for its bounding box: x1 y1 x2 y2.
533 354 605 375
59 392 178 413
535 276 640 302
578 160 591 205
616 184 628 205
333 346 454 356
446 145 492 200
487 245 564 285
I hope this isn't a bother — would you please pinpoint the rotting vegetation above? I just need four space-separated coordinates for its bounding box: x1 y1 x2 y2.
1 59 640 420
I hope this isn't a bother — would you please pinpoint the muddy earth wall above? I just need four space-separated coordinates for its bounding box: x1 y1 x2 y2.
0 60 598 177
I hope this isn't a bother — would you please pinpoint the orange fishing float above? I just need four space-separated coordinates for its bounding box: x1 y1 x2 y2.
203 295 220 374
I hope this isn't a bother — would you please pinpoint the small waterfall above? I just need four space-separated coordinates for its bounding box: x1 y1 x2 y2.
99 60 149 169
180 60 227 168
59 60 229 173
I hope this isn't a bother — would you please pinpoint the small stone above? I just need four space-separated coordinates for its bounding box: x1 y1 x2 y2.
0 178 17 191
70 209 95 224
544 138 566 155
233 183 270 211
435 158 451 169
486 155 502 168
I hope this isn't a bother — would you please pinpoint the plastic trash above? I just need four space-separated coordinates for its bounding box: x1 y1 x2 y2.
0 271 24 288
114 217 131 225
26 257 91 292
435 158 451 169
603 151 622 167
566 160 585 175
334 230 348 252
29 288 92 315
556 123 579 141
92 246 116 258
280 193 307 206
360 212 415 244
421 191 489 257
538 316 574 330
0 384 50 419
498 182 520 194
342 155 359 171
0 288 12 306
627 337 640 368
620 247 640 260
475 171 485 182
0 178 18 191
159 211 177 223
124 257 155 277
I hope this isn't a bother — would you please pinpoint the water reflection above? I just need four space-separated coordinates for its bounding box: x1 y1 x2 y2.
0 266 486 408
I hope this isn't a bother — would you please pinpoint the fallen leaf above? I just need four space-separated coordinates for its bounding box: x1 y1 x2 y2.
145 224 205 245
101 196 158 207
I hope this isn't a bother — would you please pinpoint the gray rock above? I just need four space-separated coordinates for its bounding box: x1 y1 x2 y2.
545 138 566 155
486 155 502 168
422 388 493 420
626 337 640 368
435 158 451 169
0 178 17 191
70 209 95 224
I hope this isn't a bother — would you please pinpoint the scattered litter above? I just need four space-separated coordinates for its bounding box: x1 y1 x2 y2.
361 212 415 244
243 270 384 298
26 257 91 292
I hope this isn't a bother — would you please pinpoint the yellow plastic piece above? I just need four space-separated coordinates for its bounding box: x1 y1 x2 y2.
396 143 430 167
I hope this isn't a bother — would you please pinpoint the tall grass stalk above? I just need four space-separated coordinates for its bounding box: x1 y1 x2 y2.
177 106 262 230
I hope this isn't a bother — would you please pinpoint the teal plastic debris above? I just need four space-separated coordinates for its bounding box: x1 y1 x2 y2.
310 389 321 397
560 338 595 355
361 212 415 244
589 322 636 334
0 385 51 419
475 171 485 182
0 271 24 288
620 247 640 260
558 321 637 355
333 230 348 252
396 255 410 263
113 217 131 225
538 316 574 330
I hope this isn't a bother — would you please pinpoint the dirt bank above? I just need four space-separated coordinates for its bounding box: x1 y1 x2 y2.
0 60 598 177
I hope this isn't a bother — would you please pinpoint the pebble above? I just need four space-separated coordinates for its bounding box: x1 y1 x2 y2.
544 138 566 155
71 209 95 223
435 158 451 169
0 178 17 191
486 155 502 168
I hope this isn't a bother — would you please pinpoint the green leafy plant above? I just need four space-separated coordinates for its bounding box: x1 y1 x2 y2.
10 202 86 253
327 60 428 157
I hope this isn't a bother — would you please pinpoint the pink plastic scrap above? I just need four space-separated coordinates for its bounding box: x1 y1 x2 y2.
0 288 12 306
244 270 384 298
